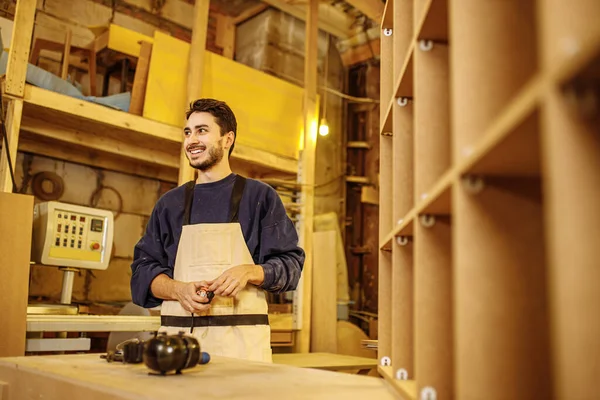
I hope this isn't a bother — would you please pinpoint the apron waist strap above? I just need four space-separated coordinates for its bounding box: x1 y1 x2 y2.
161 314 269 328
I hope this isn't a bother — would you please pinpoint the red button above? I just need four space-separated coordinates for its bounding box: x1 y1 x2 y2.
90 242 100 250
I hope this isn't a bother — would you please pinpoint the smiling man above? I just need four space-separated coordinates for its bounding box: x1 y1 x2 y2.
130 98 305 363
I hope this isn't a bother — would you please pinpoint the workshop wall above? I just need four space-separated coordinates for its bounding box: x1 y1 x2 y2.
14 151 172 304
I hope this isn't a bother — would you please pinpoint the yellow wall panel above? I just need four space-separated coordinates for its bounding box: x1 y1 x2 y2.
143 33 302 160
107 24 154 58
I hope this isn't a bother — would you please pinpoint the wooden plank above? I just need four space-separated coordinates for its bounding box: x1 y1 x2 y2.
178 0 209 185
20 116 178 168
5 0 36 97
88 44 97 96
361 186 379 205
0 99 23 193
273 353 377 371
60 29 72 80
310 231 338 353
340 39 380 66
129 41 152 115
261 0 353 38
233 3 269 25
295 0 319 354
106 24 154 58
344 0 384 22
216 14 235 59
21 84 182 144
18 135 179 183
0 192 34 357
0 354 401 399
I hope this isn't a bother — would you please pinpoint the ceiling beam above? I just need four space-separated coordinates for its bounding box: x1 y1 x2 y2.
261 0 354 38
343 0 384 22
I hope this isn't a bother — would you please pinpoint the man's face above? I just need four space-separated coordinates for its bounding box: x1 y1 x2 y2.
183 112 229 171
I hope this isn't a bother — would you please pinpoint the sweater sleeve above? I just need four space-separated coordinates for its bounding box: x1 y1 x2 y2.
257 188 305 293
130 203 173 308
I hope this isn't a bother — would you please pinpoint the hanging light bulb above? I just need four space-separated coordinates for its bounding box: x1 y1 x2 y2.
319 117 329 136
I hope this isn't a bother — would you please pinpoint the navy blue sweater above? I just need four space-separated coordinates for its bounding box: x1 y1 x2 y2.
130 173 305 308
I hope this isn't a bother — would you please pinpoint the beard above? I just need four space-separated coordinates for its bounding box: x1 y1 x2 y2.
188 139 225 171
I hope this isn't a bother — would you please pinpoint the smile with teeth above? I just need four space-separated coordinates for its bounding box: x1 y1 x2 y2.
188 147 206 155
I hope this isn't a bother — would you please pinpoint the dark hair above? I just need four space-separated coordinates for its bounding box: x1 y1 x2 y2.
185 98 237 157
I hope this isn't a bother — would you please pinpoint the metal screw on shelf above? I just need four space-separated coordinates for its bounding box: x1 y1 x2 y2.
383 28 393 36
380 356 392 366
396 236 409 246
420 387 437 400
397 219 403 225
461 174 485 194
397 97 409 107
395 368 408 380
419 39 434 51
419 214 436 228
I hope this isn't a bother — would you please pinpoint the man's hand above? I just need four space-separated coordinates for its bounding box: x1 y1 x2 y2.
173 281 212 314
207 264 264 298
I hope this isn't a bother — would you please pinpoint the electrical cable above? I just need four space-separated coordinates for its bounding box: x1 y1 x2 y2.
0 93 18 193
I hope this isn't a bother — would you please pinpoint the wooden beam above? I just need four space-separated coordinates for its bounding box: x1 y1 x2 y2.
361 186 379 205
295 0 318 354
19 116 178 169
179 0 210 185
18 135 179 183
129 41 153 115
0 100 23 192
5 0 36 97
340 38 380 66
261 0 353 38
216 14 236 59
60 29 72 80
233 3 269 25
344 0 384 22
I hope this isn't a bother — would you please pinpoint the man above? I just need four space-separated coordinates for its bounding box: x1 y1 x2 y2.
130 98 304 363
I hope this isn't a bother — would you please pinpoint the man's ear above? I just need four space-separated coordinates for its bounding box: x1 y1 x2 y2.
225 131 235 149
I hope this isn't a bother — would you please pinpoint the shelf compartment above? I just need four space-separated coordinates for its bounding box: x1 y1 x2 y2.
392 99 414 222
378 250 393 363
380 213 414 251
378 366 417 400
456 75 542 178
380 0 393 29
415 214 452 399
540 82 600 400
454 176 551 399
391 236 414 377
538 0 600 77
394 44 414 99
414 41 450 201
450 0 538 165
415 0 449 42
394 0 414 85
380 135 394 239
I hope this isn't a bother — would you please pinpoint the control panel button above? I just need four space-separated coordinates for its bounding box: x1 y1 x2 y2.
90 242 101 250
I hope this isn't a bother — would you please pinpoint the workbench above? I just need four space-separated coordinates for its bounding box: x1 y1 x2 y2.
0 354 400 399
272 352 377 374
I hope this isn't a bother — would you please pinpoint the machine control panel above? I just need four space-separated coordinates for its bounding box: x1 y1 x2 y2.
32 202 114 270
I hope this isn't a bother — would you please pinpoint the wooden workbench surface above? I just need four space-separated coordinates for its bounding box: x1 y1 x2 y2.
273 352 378 372
0 354 399 399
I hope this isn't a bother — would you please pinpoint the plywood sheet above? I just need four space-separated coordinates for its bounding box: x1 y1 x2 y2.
0 354 401 399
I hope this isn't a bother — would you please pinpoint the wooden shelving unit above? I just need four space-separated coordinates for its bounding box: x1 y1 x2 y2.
378 0 600 399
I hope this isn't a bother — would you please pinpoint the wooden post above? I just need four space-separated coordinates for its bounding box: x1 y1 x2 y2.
129 41 153 115
216 15 235 59
60 29 72 81
294 0 318 354
178 0 209 185
5 0 36 98
1 0 36 193
0 100 24 192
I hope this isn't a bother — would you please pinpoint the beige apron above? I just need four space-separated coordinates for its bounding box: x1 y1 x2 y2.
159 177 272 363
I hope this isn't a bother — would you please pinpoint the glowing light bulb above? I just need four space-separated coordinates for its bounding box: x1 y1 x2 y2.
318 118 329 136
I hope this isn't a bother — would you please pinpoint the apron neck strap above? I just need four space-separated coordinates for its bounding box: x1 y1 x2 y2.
182 175 247 226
